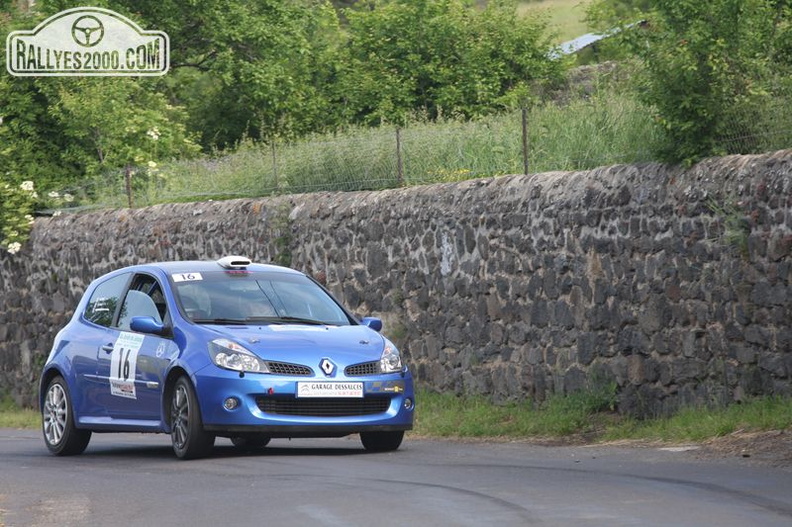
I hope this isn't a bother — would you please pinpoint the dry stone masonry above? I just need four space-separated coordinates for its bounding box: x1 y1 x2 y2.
1 151 790 416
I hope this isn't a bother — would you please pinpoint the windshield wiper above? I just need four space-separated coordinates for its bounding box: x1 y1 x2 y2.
192 317 249 325
192 316 339 326
247 316 334 326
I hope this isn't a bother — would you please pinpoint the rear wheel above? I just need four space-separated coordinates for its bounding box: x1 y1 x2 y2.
170 376 215 459
230 434 271 450
42 376 91 456
360 431 404 452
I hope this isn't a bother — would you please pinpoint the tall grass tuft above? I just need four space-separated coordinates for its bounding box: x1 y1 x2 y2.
603 396 792 442
52 71 792 211
54 87 663 209
414 382 618 439
0 396 39 429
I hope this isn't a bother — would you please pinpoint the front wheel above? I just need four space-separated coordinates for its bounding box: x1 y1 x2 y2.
170 376 215 459
42 376 91 456
360 431 404 452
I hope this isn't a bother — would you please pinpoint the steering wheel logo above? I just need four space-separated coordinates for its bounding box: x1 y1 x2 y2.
71 15 104 47
7 7 170 76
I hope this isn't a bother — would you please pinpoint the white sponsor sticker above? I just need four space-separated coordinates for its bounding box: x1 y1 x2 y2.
172 272 203 282
110 332 144 399
297 382 363 398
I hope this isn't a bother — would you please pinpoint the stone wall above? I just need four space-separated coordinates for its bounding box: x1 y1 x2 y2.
1 151 791 415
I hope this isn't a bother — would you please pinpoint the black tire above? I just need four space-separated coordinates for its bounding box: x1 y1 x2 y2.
360 431 404 452
42 376 91 456
230 434 271 450
170 376 215 459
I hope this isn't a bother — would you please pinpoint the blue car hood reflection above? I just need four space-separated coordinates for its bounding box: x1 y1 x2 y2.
203 324 386 363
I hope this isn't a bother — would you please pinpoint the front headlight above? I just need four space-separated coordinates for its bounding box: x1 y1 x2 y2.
208 338 270 373
380 340 403 373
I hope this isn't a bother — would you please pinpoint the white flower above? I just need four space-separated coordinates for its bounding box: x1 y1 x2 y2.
53 210 62 217
20 180 34 192
64 193 74 202
147 127 161 141
7 242 21 254
147 161 158 169
25 214 34 225
48 191 61 199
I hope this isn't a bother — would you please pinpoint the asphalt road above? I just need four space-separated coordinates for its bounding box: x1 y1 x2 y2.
1 428 791 527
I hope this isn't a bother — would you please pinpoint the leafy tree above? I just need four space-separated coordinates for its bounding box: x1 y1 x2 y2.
598 0 788 164
107 0 344 148
336 0 565 126
0 6 76 188
769 1 792 66
585 0 652 32
43 78 198 177
1 2 227 191
5 0 344 151
0 75 77 189
0 77 196 194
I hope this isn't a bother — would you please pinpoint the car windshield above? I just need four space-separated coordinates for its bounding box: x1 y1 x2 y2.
173 271 352 326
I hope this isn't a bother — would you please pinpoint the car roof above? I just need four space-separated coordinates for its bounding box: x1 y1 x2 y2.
127 260 304 276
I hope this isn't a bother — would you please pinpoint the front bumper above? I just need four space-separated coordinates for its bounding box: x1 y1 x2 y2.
193 368 415 437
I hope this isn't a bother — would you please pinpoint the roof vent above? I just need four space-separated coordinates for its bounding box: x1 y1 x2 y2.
217 256 252 270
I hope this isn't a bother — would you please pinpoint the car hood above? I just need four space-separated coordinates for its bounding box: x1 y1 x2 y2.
204 323 387 364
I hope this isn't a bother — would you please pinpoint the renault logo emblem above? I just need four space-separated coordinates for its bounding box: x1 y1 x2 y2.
320 358 335 376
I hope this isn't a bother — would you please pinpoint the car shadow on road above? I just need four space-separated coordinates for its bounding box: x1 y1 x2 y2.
80 438 373 460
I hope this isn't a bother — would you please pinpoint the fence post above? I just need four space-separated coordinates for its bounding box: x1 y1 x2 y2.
522 108 529 176
396 127 404 186
271 141 278 193
124 164 134 208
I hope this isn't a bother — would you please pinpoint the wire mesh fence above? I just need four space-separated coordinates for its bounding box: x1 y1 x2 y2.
48 92 792 211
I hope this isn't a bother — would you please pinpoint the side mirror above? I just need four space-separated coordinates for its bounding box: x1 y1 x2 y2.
130 316 169 336
361 317 383 332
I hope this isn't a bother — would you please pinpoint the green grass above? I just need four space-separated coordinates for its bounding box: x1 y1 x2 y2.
63 85 661 209
413 384 616 439
0 397 39 429
3 391 791 445
59 65 792 211
412 389 792 443
602 397 792 443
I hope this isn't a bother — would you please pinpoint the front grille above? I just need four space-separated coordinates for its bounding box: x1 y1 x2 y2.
345 361 380 376
256 396 390 417
266 362 313 376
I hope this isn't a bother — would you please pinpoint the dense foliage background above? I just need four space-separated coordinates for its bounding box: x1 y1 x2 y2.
1 0 561 186
2 0 792 252
587 0 792 163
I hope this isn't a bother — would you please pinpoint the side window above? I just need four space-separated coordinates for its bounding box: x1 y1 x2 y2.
117 274 168 331
84 274 130 327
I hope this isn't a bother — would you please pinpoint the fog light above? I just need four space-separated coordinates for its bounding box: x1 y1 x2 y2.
223 397 239 410
403 398 414 410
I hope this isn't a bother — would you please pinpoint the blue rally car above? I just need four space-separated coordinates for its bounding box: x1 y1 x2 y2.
40 256 415 459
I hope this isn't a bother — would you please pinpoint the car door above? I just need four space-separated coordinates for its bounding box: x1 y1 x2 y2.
75 272 132 420
95 273 173 422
